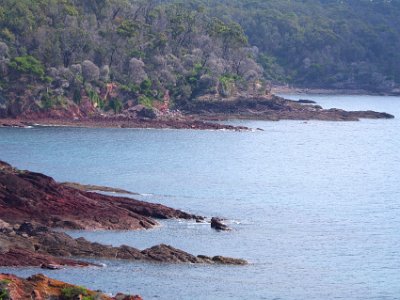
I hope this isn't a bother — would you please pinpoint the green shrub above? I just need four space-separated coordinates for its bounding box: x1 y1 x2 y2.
138 95 153 108
41 93 54 109
0 288 9 300
8 55 45 78
120 83 140 94
140 79 152 92
117 20 138 38
73 89 82 104
108 98 123 113
86 88 104 109
0 280 11 300
61 286 94 300
219 74 234 89
0 28 15 42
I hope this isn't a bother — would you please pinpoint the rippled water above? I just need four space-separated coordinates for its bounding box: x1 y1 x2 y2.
1 95 399 299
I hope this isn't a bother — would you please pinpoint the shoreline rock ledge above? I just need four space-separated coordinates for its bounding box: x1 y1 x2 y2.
0 160 202 231
0 273 143 300
0 160 247 267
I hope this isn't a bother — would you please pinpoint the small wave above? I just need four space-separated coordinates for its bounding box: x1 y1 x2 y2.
32 123 71 127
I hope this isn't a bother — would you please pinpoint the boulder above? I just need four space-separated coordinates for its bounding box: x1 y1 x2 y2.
127 105 157 119
211 217 230 231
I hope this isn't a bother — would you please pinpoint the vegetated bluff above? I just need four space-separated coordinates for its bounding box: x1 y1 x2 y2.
0 0 267 118
0 0 399 119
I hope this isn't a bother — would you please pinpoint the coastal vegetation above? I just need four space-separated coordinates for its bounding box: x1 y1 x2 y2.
204 0 400 91
0 0 264 117
1 0 398 119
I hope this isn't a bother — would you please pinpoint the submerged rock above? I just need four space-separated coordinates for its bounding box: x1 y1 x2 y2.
298 99 317 104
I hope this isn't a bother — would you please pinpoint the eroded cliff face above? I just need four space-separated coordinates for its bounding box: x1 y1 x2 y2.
0 273 143 300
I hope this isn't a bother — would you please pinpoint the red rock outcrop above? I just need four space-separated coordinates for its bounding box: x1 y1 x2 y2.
0 162 248 266
0 160 202 230
0 273 142 300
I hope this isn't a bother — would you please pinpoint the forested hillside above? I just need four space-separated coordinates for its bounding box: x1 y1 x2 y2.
0 0 399 118
0 0 265 117
204 0 400 91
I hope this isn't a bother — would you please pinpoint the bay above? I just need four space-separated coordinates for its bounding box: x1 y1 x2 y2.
0 95 399 299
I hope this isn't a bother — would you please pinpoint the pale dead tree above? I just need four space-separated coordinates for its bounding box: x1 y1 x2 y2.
0 42 9 59
129 58 148 84
82 60 100 82
238 57 263 80
206 55 228 77
100 65 110 81
70 64 82 76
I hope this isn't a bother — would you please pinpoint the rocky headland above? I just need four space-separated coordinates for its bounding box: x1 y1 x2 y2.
0 160 246 268
0 160 202 231
190 95 395 122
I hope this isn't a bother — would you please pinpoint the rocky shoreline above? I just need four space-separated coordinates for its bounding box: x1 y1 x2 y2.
0 94 395 131
0 160 247 297
0 221 247 267
271 85 400 96
0 116 250 131
0 160 245 264
0 273 142 300
190 95 395 122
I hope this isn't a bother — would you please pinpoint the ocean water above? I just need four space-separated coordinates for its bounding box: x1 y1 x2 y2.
0 95 399 299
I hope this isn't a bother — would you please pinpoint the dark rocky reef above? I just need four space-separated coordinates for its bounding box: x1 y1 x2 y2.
0 115 250 131
0 221 247 266
0 161 247 266
189 95 395 121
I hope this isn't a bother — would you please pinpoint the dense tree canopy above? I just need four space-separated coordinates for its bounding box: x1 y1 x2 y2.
201 0 400 90
0 0 265 115
0 0 399 117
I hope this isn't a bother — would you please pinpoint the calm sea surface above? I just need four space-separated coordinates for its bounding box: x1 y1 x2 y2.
1 95 399 299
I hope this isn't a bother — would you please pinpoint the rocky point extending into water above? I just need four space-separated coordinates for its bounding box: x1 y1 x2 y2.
0 94 394 131
0 160 247 268
0 273 142 300
0 160 202 230
191 95 395 121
